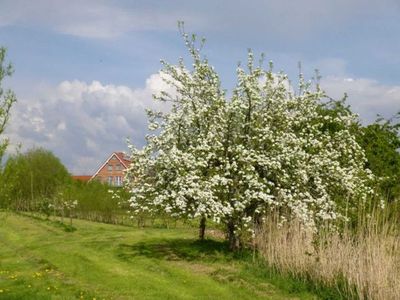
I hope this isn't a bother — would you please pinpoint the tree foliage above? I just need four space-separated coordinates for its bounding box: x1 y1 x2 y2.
358 114 400 202
126 27 374 249
0 148 70 210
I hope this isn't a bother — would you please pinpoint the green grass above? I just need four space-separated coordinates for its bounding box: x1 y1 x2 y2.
0 212 318 299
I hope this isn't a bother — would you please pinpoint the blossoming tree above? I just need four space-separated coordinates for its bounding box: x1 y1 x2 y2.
126 27 373 250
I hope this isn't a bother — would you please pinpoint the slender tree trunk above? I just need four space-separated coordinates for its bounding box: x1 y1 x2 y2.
30 171 34 211
199 216 206 240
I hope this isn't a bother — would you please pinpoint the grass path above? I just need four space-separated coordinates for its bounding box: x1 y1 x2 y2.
0 212 317 299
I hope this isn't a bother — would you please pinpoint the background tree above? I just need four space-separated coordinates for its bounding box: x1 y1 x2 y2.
0 148 70 210
358 113 400 202
319 98 400 205
0 47 17 164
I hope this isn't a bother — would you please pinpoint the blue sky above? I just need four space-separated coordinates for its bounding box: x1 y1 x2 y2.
1 0 399 174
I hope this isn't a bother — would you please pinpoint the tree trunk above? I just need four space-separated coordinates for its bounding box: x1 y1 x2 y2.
30 171 34 211
199 216 206 240
227 219 239 251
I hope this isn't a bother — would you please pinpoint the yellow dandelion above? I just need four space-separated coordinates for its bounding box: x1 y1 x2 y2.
0 289 3 293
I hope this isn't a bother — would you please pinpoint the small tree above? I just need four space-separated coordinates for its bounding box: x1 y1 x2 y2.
126 27 374 250
64 199 78 226
0 47 17 164
0 47 16 207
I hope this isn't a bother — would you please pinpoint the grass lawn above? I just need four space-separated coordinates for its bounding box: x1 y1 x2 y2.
0 212 318 299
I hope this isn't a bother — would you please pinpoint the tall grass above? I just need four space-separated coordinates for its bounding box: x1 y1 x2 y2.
256 210 400 300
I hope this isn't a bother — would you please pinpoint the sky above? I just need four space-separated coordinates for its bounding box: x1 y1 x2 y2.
0 0 399 174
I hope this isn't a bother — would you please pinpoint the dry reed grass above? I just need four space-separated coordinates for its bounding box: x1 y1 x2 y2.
256 213 400 300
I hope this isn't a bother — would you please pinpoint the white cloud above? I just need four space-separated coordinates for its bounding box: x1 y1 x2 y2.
321 76 400 123
4 73 172 174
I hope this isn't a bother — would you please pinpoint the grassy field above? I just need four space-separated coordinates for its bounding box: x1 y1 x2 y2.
0 212 318 300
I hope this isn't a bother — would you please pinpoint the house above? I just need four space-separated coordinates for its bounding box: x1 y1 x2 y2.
89 152 131 186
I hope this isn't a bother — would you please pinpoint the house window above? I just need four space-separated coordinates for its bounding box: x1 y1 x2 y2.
115 176 122 186
116 164 121 171
108 176 113 185
108 164 113 171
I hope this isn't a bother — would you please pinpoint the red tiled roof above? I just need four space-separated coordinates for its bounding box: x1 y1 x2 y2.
115 152 131 168
72 175 92 182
